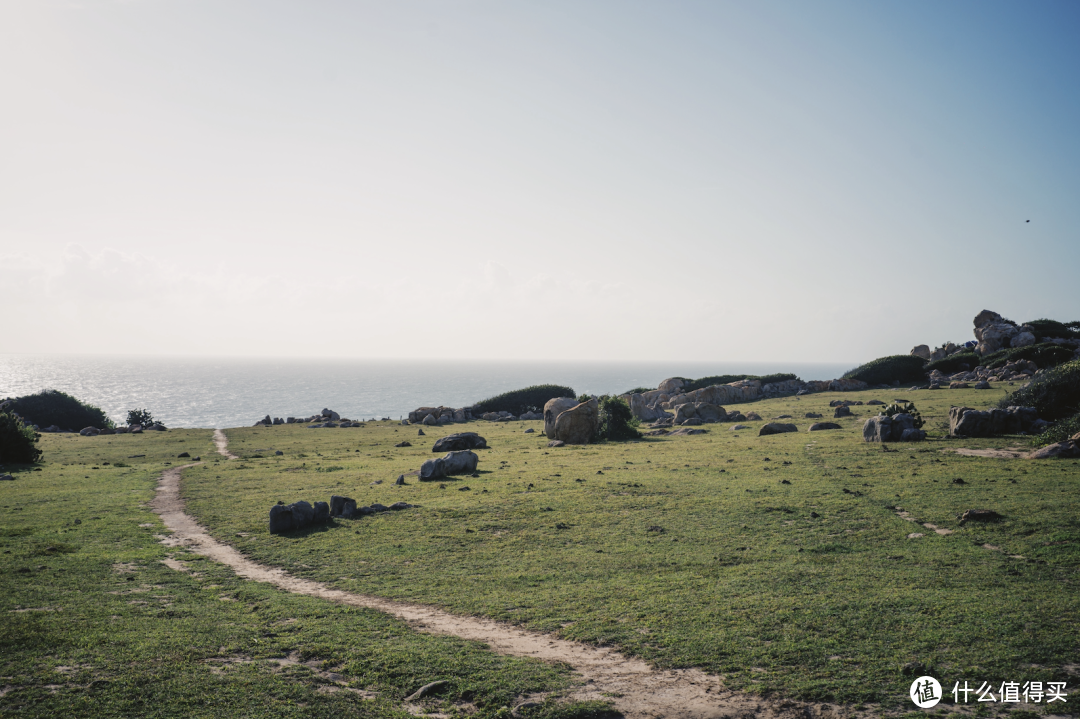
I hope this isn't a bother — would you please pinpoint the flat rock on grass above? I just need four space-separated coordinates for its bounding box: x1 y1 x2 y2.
759 423 797 436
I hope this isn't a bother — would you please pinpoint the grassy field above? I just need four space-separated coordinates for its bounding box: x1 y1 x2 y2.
0 429 608 718
175 387 1080 713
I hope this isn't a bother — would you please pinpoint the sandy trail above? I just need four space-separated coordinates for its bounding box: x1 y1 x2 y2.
151 430 850 718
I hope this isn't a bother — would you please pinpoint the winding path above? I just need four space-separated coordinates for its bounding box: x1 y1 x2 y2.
151 429 843 719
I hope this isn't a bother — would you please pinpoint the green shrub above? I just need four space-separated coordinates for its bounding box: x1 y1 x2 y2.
925 352 979 375
679 373 800 393
0 411 42 464
980 342 1075 370
1032 410 1080 447
7 389 113 431
473 385 576 415
1025 318 1080 342
879 401 925 429
126 408 155 427
842 355 928 385
999 360 1080 421
597 396 640 442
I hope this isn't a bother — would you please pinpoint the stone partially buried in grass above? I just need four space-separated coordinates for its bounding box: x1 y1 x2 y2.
420 450 479 480
759 423 797 436
431 432 488 452
808 422 842 431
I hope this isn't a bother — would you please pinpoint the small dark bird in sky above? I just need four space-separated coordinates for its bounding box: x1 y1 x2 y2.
1026 220 1030 222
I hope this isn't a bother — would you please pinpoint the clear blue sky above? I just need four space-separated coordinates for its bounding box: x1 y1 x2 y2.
2 1 1078 361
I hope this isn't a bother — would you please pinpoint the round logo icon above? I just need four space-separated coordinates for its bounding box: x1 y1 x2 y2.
910 676 942 708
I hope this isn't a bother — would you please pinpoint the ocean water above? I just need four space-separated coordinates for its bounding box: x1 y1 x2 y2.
0 355 856 429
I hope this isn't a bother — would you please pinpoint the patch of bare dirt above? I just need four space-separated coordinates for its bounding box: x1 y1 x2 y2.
214 429 238 460
941 447 1026 459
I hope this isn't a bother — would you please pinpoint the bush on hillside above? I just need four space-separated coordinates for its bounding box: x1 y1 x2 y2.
1032 410 1080 447
925 352 980 375
7 390 113 431
0 411 42 464
980 343 1075 370
597 396 641 442
842 355 928 386
1025 318 1080 342
473 385 576 416
679 373 800 393
999 360 1080 421
126 408 155 427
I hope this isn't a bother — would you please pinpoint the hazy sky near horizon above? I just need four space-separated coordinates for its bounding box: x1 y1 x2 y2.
3 1 1079 363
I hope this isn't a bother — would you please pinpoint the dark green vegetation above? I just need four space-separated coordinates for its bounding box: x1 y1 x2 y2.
677 373 799 393
1027 318 1080 342
182 388 1079 710
5 389 112 431
981 342 1075 370
842 355 928 386
924 352 979 375
473 385 575 415
126 408 156 427
0 431 604 717
878 402 924 429
596 396 640 442
1003 360 1080 448
0 411 42 464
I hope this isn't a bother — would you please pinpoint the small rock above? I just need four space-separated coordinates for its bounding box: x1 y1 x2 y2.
833 405 853 418
417 429 425 436
275 450 283 455
405 680 448 701
780 479 791 484
395 475 405 485
524 428 535 433
804 412 823 419
177 452 190 458
394 441 411 447
810 511 820 518
958 509 1002 524
759 423 798 436
952 478 966 485
729 424 748 430
548 440 565 448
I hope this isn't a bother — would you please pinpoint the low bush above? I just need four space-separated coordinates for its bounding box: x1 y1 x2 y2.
1000 360 1080 421
879 401 924 429
679 373 800 393
126 408 155 427
1032 410 1080 447
0 411 42 464
7 389 113 430
842 355 928 385
597 396 640 442
1025 318 1080 342
925 352 980 375
980 343 1075 370
473 385 576 415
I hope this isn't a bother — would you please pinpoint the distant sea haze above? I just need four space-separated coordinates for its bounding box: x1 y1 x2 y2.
0 355 857 430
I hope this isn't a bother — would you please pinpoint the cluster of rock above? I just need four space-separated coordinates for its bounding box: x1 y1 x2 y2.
910 341 971 362
624 376 870 422
407 407 476 425
75 423 167 436
929 359 1038 389
948 406 1046 437
543 397 600 445
972 310 1038 355
863 414 927 443
479 410 543 422
269 496 414 533
254 409 365 427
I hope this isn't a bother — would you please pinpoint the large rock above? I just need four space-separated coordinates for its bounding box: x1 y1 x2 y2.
422 414 438 426
431 432 488 452
657 377 685 394
973 310 1020 355
629 393 672 421
1027 440 1080 459
553 398 600 444
269 504 295 533
1011 331 1036 348
80 427 100 436
269 500 327 533
808 422 842 431
759 423 797 436
828 378 869 392
420 450 479 480
910 344 932 360
949 405 1039 437
863 415 926 442
322 408 341 421
833 406 853 418
544 397 582 439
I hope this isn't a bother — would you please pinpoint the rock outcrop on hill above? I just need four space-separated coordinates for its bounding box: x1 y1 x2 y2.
408 407 476 425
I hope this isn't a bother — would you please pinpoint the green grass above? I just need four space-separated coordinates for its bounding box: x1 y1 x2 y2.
180 390 1079 711
0 429 596 717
